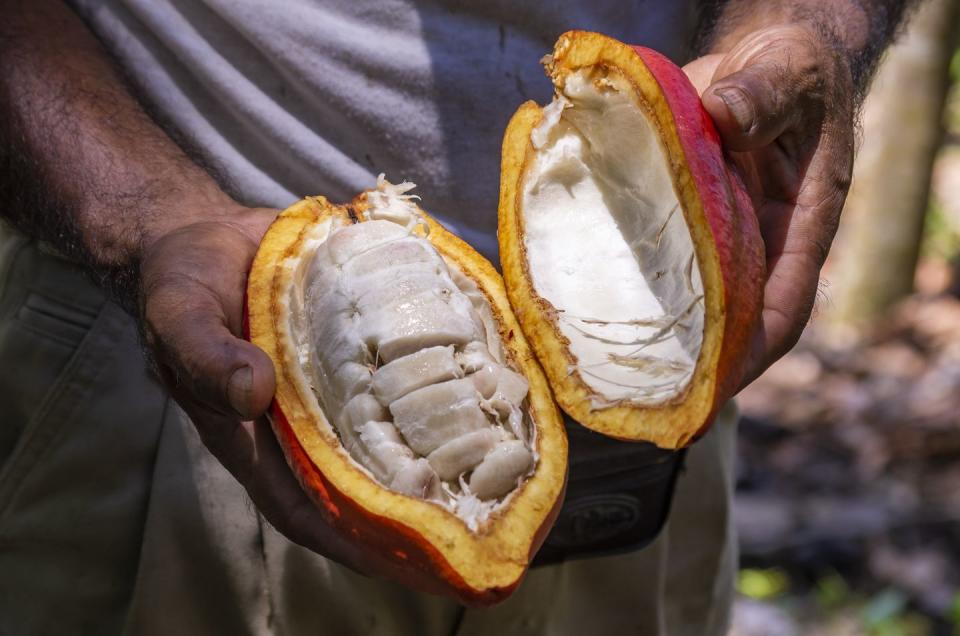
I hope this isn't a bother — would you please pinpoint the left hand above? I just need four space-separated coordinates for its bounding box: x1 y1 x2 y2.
139 205 458 596
683 24 855 386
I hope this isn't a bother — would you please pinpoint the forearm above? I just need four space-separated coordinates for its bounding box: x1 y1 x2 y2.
700 0 918 95
0 0 236 300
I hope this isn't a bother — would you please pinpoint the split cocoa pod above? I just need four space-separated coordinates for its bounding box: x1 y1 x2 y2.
499 30 765 449
245 177 567 605
245 30 763 604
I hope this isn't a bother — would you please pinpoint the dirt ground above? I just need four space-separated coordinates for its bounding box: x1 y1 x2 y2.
730 284 960 635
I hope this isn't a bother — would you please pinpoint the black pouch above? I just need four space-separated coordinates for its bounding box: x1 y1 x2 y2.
533 417 685 566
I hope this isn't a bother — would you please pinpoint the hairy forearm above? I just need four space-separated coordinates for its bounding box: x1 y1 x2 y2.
0 0 235 301
699 0 919 96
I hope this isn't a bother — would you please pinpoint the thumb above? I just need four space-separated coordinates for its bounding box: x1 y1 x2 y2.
701 26 827 151
147 282 277 419
141 221 277 420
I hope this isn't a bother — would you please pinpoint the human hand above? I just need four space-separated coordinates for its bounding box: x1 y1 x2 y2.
683 24 855 386
139 206 451 595
3 0 447 592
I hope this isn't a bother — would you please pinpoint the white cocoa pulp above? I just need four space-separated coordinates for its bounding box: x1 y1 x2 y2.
291 177 535 529
523 69 705 406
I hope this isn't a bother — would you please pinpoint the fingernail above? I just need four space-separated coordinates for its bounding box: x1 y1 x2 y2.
714 86 756 134
227 366 253 417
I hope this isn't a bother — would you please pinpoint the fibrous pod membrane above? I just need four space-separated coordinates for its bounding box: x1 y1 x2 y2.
246 176 566 605
498 31 765 448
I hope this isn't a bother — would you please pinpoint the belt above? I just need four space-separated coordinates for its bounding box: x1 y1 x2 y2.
533 417 685 565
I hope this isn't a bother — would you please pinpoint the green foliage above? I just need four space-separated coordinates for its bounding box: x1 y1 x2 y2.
945 48 960 133
949 591 960 633
949 46 960 86
922 195 960 260
815 571 851 611
863 588 908 628
737 568 790 600
738 570 946 635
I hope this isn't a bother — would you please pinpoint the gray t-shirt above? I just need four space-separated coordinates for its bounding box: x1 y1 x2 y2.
15 3 741 634
69 0 698 258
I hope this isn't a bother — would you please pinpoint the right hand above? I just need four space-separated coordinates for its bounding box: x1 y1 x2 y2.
683 25 855 388
138 205 452 595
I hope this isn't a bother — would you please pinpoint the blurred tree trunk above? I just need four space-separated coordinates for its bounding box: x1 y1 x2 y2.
829 0 959 326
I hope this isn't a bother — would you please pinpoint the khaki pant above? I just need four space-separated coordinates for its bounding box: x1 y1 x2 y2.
0 234 737 635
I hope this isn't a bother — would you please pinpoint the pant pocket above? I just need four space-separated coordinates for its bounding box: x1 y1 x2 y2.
0 242 104 475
